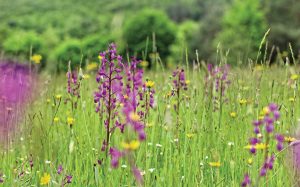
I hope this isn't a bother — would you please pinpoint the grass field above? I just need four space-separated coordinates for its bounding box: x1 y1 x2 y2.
1 56 300 186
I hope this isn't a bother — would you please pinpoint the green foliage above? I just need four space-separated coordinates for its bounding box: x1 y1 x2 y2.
53 39 83 72
82 34 114 62
169 21 200 64
266 0 300 52
3 31 43 60
123 9 176 61
215 0 267 63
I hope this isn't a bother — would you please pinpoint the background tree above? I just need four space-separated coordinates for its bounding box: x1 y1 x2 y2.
123 9 176 62
215 0 267 64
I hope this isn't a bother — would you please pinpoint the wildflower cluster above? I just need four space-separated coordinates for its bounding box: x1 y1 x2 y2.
242 103 283 186
204 63 231 111
109 57 148 185
0 172 4 183
141 79 155 121
0 62 35 143
94 43 124 155
57 165 72 186
65 62 81 110
171 67 188 128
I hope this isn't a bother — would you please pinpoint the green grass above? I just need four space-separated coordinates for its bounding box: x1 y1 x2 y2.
0 64 299 186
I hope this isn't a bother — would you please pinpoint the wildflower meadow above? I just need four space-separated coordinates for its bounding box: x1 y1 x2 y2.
1 1 300 186
1 42 300 186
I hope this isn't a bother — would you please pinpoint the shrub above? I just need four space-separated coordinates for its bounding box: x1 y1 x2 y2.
123 9 176 62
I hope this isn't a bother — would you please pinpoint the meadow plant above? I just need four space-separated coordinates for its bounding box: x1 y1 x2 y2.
65 62 81 111
204 63 231 111
171 67 188 129
141 79 155 123
94 43 124 156
0 62 36 144
109 57 146 185
242 103 283 186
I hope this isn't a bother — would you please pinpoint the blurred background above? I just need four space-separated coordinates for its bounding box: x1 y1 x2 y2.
0 0 299 71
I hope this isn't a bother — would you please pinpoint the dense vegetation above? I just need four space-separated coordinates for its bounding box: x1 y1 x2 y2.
0 0 300 71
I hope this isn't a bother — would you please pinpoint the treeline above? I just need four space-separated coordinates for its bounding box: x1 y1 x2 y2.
0 0 299 71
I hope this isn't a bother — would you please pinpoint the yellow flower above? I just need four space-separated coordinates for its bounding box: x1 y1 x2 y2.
98 55 103 60
185 80 191 85
209 162 221 167
140 61 149 67
31 54 42 64
146 122 154 127
53 117 59 123
40 173 51 185
67 117 75 126
55 94 62 100
145 80 155 88
262 107 270 116
122 140 140 150
123 94 129 99
86 63 98 71
289 97 295 102
244 143 268 150
247 158 253 165
230 112 237 118
239 99 247 105
291 74 299 80
46 98 51 103
254 65 264 71
84 74 90 79
129 112 140 122
186 133 195 138
285 136 296 143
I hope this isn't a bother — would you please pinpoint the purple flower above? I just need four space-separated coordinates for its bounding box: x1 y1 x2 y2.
0 62 35 143
109 147 123 168
94 43 124 154
132 167 143 185
241 174 251 187
66 175 72 183
57 165 63 174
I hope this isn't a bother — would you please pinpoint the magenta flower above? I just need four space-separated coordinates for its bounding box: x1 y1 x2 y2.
0 62 35 143
241 174 250 187
109 147 123 168
57 165 63 174
204 63 231 111
94 43 124 155
242 103 283 186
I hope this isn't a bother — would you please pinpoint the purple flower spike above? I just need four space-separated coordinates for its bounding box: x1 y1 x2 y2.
0 62 36 143
109 147 123 168
250 147 256 154
260 168 267 176
57 165 63 174
241 174 251 187
273 111 280 120
266 124 274 133
268 103 278 112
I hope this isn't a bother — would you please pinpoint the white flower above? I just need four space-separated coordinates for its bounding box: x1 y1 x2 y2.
228 142 234 146
156 143 162 147
148 168 155 173
141 171 146 176
45 160 51 164
121 165 127 168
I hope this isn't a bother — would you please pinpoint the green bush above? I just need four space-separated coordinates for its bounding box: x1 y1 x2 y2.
82 34 114 62
3 31 43 59
53 39 83 72
215 0 266 64
123 9 176 62
169 21 200 65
